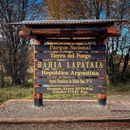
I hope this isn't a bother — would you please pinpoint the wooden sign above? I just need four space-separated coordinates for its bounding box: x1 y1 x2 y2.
35 44 106 52
34 42 106 94
35 86 106 94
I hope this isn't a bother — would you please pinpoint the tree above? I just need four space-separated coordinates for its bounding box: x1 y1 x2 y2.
47 0 106 19
0 0 45 86
47 0 86 19
105 0 130 83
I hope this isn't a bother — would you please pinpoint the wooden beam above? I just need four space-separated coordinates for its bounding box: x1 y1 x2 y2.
19 28 31 38
19 26 120 40
107 26 120 36
44 38 97 43
101 26 120 40
19 27 107 38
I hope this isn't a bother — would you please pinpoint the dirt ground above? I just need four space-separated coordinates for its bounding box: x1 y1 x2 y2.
0 94 130 130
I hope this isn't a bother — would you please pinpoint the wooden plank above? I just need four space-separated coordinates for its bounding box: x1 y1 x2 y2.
35 52 106 60
35 70 105 77
19 27 107 38
35 61 106 70
35 78 106 85
44 38 97 43
35 44 106 52
35 86 106 94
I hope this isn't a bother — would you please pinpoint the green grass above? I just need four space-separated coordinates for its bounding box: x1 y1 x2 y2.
0 84 33 104
0 82 130 105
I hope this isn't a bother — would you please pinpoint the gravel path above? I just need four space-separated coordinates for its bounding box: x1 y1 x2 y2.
0 123 130 130
108 94 130 102
0 96 130 130
0 100 130 118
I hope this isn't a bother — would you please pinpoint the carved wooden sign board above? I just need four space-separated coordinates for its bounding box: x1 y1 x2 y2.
12 19 122 106
34 42 106 94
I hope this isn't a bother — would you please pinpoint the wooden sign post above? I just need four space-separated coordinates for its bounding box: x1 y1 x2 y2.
12 19 120 107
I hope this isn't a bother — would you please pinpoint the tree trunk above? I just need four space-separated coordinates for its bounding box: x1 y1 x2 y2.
122 50 130 81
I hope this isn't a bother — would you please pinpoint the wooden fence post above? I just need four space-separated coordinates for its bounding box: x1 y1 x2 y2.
98 93 107 105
